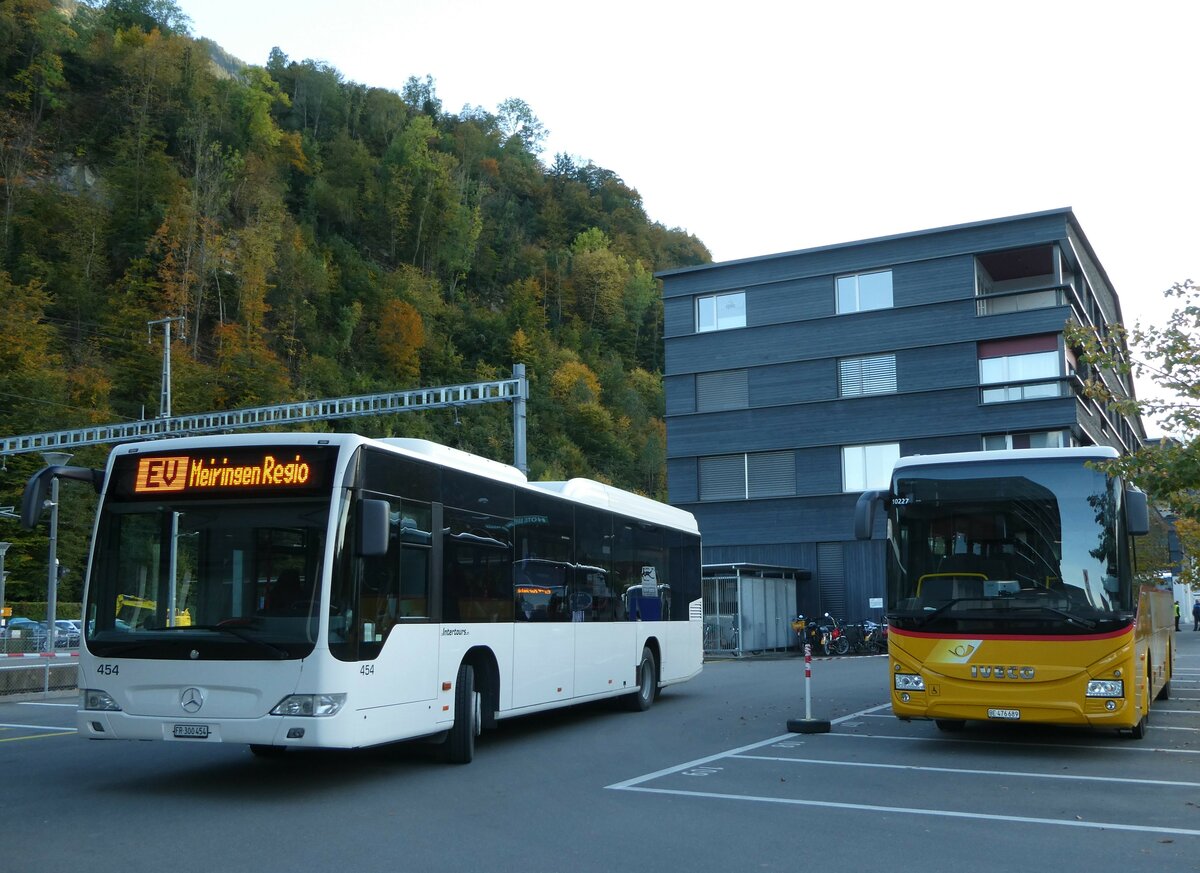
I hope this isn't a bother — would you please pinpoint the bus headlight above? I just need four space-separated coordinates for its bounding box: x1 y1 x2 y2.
270 693 347 717
83 689 121 711
894 673 925 692
1086 680 1124 698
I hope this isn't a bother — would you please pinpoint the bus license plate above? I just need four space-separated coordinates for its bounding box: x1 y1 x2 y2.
173 724 210 739
987 708 1020 720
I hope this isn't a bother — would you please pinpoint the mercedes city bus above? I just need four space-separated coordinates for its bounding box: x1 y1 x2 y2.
22 434 703 763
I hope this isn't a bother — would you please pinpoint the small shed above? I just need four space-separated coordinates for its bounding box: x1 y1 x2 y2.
702 563 811 656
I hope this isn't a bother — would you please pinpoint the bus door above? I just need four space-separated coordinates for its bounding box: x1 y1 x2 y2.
510 495 575 708
334 497 439 708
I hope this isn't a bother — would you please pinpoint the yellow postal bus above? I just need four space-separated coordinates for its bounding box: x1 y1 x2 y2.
855 447 1173 739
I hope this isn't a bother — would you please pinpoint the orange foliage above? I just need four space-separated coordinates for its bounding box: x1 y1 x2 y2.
378 298 424 384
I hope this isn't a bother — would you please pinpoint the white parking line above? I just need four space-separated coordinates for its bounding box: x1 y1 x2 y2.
615 786 1200 838
730 753 1200 787
607 701 1200 838
17 702 77 708
834 731 1200 754
605 702 888 790
0 722 77 732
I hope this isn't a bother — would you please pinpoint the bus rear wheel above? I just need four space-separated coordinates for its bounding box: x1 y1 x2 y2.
623 647 657 712
443 662 480 764
934 719 966 732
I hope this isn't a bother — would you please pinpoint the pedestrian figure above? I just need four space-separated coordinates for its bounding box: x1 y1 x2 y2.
1175 601 1181 631
1193 600 1200 631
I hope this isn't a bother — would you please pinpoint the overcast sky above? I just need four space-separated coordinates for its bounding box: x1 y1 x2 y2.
175 0 1197 431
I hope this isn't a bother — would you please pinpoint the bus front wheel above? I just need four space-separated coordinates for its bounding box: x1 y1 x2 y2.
624 647 657 712
444 662 480 764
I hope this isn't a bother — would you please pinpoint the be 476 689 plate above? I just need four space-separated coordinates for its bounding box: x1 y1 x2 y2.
987 708 1020 720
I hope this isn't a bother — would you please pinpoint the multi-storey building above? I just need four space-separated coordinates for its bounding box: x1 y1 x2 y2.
659 208 1145 624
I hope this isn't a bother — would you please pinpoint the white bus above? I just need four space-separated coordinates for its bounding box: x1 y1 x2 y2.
22 434 703 763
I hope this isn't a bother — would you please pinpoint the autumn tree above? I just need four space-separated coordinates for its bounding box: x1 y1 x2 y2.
1069 279 1200 516
377 298 424 385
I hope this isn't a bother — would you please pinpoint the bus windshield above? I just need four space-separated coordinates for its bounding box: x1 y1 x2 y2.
86 499 331 660
887 458 1132 633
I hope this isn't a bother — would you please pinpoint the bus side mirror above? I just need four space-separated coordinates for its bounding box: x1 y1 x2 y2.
854 490 887 540
20 465 103 529
1124 488 1149 537
358 498 391 557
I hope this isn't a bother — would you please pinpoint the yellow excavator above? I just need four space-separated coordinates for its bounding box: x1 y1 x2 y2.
115 594 192 627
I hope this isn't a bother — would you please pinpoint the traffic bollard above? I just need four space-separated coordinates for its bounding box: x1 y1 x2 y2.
786 643 831 733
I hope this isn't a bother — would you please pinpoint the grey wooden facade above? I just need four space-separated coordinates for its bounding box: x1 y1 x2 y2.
659 209 1144 623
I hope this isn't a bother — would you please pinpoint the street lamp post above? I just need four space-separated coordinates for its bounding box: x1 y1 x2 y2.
0 541 10 634
41 452 72 652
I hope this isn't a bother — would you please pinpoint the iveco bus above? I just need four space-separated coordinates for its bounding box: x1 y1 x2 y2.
855 447 1172 738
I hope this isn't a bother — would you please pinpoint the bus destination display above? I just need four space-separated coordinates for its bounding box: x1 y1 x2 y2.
114 446 337 500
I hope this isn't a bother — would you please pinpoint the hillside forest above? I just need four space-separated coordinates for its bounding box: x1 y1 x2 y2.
0 0 712 603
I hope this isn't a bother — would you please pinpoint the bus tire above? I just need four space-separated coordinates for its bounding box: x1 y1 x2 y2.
444 662 478 764
935 719 966 732
249 744 288 758
624 647 657 712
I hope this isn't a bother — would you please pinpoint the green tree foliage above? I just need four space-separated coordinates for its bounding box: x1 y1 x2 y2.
1068 279 1200 516
0 1 712 603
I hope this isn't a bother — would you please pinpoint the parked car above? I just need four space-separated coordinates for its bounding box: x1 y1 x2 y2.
53 620 81 647
1 617 49 651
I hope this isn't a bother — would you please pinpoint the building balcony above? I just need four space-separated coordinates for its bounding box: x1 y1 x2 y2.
980 376 1073 404
975 284 1070 317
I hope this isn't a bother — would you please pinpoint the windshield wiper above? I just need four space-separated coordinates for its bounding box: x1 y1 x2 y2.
903 598 1100 631
151 624 289 659
1005 604 1098 630
908 598 976 628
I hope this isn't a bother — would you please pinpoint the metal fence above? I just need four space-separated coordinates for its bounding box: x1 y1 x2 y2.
0 653 79 696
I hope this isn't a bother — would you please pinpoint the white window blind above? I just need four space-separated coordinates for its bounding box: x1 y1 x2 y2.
839 354 896 397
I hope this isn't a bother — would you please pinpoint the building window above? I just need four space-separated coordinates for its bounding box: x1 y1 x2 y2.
696 291 746 332
842 443 899 492
699 455 745 501
699 451 796 500
836 270 892 314
838 354 896 397
696 369 749 411
748 451 795 498
982 431 1068 451
978 335 1063 403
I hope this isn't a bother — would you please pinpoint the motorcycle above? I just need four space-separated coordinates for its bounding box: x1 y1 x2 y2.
792 614 821 653
794 613 850 656
818 613 850 656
